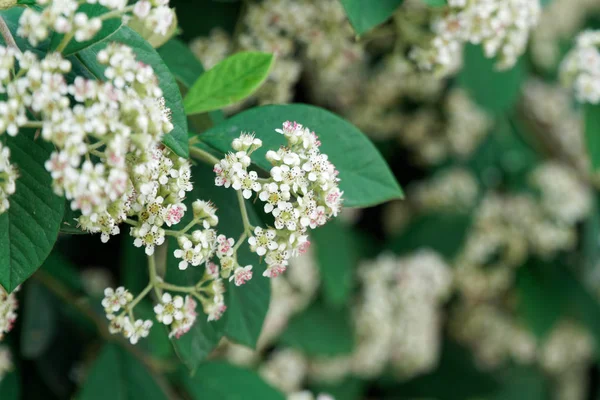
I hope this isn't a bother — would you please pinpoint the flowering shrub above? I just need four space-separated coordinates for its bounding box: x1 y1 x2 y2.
3 0 600 399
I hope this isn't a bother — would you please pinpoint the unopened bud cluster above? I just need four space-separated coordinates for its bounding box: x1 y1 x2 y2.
214 122 343 280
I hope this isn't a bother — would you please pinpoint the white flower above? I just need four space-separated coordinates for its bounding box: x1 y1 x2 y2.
101 286 133 315
230 265 253 286
154 292 185 325
122 318 153 345
248 227 278 256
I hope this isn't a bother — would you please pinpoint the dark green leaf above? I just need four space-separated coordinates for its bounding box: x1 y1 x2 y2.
458 44 526 114
339 0 404 36
515 261 564 340
40 251 83 292
312 220 357 307
183 361 285 400
492 367 549 400
310 377 365 400
20 281 58 358
77 27 189 157
157 39 210 88
77 344 169 400
184 52 274 115
200 104 403 207
387 213 472 261
280 302 354 356
50 4 123 56
0 131 64 292
0 369 20 400
380 341 500 400
584 103 600 171
422 0 446 6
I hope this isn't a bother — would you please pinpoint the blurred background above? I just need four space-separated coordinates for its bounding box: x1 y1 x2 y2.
11 0 600 399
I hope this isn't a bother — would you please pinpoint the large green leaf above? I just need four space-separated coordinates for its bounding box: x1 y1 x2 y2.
20 281 58 358
388 213 472 261
339 0 404 36
50 4 123 56
458 45 526 114
77 344 168 400
157 39 206 88
584 103 600 171
380 341 500 399
515 260 565 340
491 367 549 400
184 52 274 115
200 104 403 207
0 368 20 400
0 131 64 292
183 361 285 400
77 27 189 158
312 220 357 307
157 39 225 131
280 302 354 356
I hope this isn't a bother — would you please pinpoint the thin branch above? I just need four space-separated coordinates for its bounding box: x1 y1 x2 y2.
0 16 20 54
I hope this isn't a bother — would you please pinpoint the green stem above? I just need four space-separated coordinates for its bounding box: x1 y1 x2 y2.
55 32 75 53
179 217 200 235
156 282 197 293
99 5 134 21
232 232 247 253
189 146 220 166
23 121 43 128
127 282 153 311
236 190 253 234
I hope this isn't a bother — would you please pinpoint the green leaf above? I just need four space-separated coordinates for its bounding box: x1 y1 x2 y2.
491 367 549 400
121 234 149 294
200 104 403 207
458 44 526 114
422 0 446 5
388 213 472 261
157 39 225 131
380 341 500 399
157 39 207 88
0 131 64 292
584 103 600 171
184 52 274 115
0 368 20 400
77 26 189 158
77 344 168 400
20 281 58 358
183 361 285 400
50 4 123 56
280 302 354 356
312 220 357 307
40 251 83 292
339 0 404 36
515 260 564 340
310 377 365 400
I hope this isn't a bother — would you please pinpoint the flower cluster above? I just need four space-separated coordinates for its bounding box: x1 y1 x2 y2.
410 0 541 74
101 286 153 345
0 286 18 340
0 142 17 214
18 0 175 48
214 123 343 280
560 30 600 103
